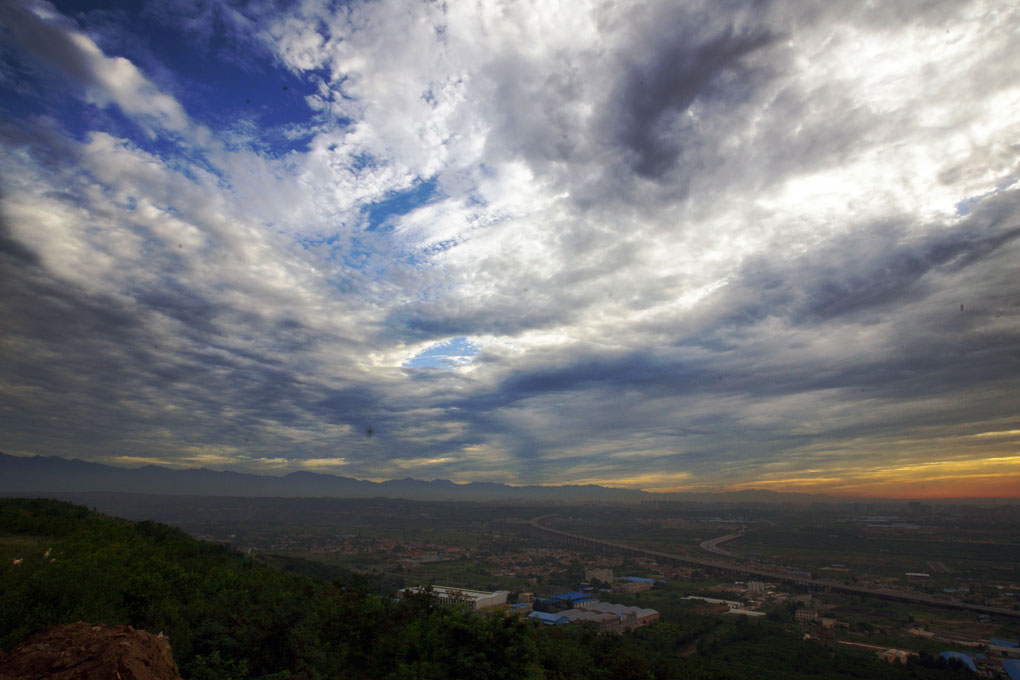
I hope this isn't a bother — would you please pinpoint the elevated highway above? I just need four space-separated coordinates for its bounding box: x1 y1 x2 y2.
699 531 742 557
529 515 1020 620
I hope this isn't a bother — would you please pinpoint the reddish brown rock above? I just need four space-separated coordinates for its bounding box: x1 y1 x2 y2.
0 622 180 680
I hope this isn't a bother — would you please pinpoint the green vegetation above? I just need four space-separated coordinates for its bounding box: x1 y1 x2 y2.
0 499 980 680
728 523 1020 580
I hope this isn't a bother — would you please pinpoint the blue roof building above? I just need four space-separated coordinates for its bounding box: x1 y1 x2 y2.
618 576 656 584
548 592 599 607
991 639 1020 648
528 611 568 626
939 652 976 672
1003 659 1020 680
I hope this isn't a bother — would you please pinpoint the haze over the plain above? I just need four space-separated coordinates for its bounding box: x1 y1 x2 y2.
1 0 1018 497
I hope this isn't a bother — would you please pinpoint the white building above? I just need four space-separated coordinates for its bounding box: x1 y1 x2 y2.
399 586 509 611
683 595 745 609
585 568 614 583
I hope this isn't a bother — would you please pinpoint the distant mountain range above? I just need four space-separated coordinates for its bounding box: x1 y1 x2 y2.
0 452 948 505
1 452 661 503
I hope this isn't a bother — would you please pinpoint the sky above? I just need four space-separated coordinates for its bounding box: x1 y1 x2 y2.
0 0 1018 498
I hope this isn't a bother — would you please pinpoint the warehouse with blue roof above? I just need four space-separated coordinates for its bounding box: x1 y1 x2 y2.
938 652 976 672
547 592 600 607
528 611 568 626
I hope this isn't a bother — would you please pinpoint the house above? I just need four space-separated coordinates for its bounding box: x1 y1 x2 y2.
879 649 911 664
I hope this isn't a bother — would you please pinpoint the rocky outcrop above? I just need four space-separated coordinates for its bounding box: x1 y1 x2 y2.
0 622 180 680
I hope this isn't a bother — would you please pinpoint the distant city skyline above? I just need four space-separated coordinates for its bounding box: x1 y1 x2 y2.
1 0 1018 498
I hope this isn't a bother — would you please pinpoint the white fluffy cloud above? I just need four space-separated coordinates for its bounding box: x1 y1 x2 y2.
1 1 206 140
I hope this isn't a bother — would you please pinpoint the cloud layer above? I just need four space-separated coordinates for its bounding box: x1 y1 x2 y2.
1 0 1018 495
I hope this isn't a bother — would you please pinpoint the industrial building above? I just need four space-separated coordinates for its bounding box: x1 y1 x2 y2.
578 602 660 629
989 642 1020 659
561 608 622 632
615 576 656 593
683 596 744 609
528 611 569 626
547 591 600 608
938 652 976 671
725 608 766 618
528 601 659 632
617 576 656 585
399 586 508 611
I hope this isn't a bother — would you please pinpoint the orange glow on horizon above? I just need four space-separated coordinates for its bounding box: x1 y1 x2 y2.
683 453 1020 499
644 454 1020 498
714 474 1020 499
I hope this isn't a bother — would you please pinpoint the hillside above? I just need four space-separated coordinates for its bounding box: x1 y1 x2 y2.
0 499 974 680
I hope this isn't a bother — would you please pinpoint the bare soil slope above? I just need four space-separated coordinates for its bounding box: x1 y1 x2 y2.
0 622 180 680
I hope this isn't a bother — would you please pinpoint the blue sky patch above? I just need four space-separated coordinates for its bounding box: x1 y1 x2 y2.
365 177 438 231
405 336 479 369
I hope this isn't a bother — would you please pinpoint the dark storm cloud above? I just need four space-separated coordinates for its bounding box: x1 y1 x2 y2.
0 212 40 265
387 296 582 341
703 192 1020 330
0 230 379 461
613 23 776 179
0 2 101 88
450 352 706 414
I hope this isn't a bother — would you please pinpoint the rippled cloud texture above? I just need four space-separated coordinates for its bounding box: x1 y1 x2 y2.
1 0 1018 496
